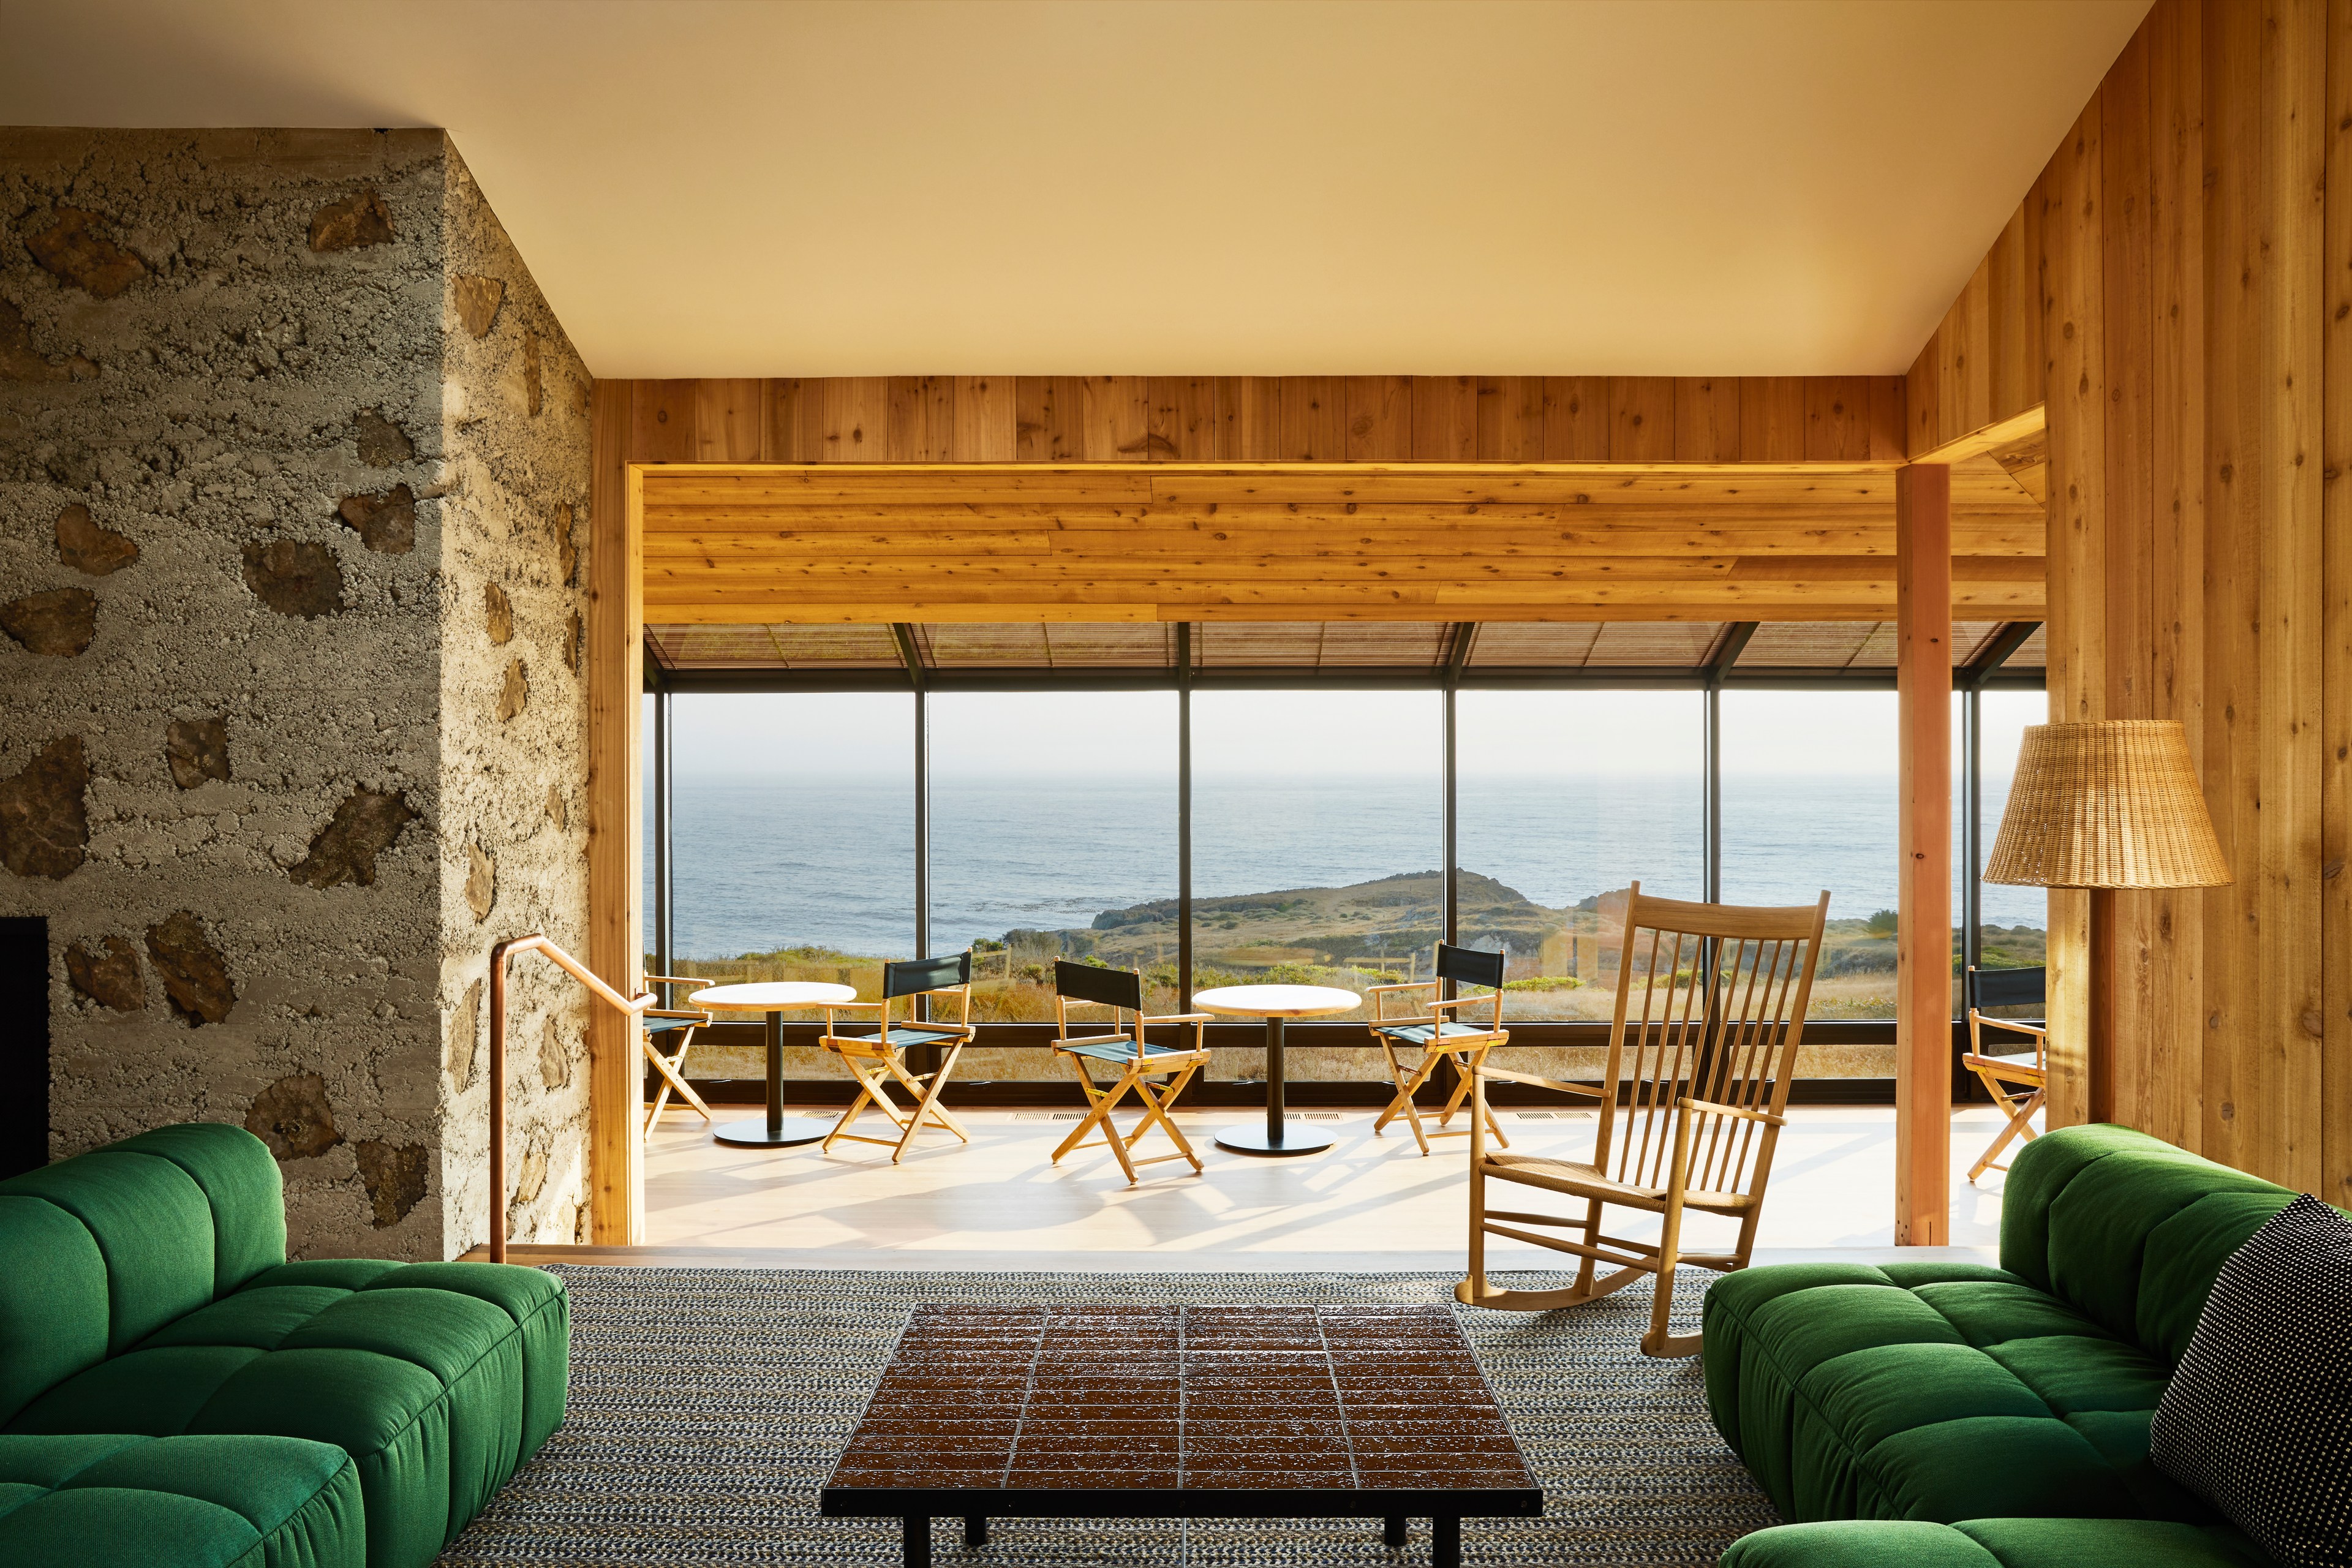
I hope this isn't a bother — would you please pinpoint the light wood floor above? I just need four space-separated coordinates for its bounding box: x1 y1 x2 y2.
570 1102 2024 1272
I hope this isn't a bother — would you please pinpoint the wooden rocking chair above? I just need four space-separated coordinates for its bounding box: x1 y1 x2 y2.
818 953 978 1163
1048 960 1213 1184
1367 943 1511 1155
639 972 716 1137
1456 882 1829 1359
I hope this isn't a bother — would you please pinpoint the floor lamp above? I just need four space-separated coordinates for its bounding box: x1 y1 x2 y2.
1982 720 2231 1120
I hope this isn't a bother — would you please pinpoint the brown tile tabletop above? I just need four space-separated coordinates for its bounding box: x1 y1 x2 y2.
821 1303 1540 1567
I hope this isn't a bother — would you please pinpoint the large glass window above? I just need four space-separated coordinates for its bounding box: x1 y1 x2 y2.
1975 689 2049 965
666 692 914 997
930 692 1179 1024
1189 690 1442 1028
1456 690 1704 1021
1719 690 1899 1032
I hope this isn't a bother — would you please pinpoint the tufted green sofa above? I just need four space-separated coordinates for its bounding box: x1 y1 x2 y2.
0 1123 567 1568
1706 1123 2302 1568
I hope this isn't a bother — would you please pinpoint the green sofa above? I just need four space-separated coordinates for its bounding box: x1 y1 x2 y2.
0 1123 567 1568
1705 1123 2301 1568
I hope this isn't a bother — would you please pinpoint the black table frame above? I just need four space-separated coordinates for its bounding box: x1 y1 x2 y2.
712 1006 839 1148
831 1488 1523 1568
1212 1012 1335 1157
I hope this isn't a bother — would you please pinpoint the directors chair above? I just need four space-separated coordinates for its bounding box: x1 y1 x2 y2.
818 952 978 1163
1048 960 1213 1185
639 973 716 1138
1457 881 1828 1359
1366 943 1512 1155
1962 964 2048 1182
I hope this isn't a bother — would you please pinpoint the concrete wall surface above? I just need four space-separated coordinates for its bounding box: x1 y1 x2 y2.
0 127 594 1259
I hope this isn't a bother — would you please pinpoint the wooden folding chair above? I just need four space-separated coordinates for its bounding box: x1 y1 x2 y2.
1962 963 2048 1182
1047 960 1213 1184
1367 943 1512 1155
1456 881 1829 1359
639 972 716 1137
818 953 978 1163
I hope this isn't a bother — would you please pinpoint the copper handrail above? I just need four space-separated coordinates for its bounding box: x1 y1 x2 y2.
486 933 655 1264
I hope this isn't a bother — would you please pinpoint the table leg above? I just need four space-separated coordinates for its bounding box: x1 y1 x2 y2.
1384 1515 1407 1548
1432 1515 1460 1568
903 1514 930 1568
714 1009 836 1148
963 1515 988 1548
1213 1014 1334 1156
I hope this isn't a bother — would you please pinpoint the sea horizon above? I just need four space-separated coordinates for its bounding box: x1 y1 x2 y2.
649 771 2043 963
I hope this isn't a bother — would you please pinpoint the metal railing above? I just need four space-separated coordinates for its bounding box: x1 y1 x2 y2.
486 933 653 1264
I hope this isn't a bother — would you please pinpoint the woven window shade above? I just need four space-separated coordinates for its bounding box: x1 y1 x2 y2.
1983 720 2231 889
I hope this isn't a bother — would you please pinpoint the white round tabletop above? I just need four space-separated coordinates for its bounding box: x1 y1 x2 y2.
1192 984 1360 1018
687 981 858 1011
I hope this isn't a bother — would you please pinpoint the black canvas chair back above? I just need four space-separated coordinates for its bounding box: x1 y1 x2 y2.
1436 943 1506 991
1055 959 1143 1012
1967 965 2045 1015
884 952 971 1000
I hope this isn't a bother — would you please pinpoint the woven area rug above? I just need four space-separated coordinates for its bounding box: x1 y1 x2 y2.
439 1266 1776 1567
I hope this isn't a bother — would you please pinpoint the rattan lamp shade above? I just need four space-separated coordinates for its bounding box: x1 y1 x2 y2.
1984 720 2231 889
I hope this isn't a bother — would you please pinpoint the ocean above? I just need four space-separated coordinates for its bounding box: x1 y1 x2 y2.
650 772 2042 962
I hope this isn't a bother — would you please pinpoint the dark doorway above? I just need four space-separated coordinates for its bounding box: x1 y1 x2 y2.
0 917 48 1177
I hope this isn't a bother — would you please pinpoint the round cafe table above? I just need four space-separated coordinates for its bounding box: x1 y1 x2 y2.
687 981 858 1148
1192 984 1361 1157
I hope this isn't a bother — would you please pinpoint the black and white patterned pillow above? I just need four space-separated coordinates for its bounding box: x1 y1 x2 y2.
2151 1194 2352 1568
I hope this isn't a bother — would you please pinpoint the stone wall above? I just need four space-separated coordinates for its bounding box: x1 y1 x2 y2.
0 128 593 1260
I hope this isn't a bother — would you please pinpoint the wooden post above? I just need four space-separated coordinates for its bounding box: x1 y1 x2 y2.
1895 463 1953 1246
586 383 644 1245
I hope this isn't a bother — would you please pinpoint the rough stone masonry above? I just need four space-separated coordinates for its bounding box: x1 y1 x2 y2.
0 129 594 1259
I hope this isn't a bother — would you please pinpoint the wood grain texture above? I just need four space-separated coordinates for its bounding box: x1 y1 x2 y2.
635 461 2044 624
2324 0 2352 1210
587 382 644 1245
1923 0 2345 1198
1895 463 1953 1246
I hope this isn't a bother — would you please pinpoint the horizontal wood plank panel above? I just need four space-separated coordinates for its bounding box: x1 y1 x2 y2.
635 461 2043 624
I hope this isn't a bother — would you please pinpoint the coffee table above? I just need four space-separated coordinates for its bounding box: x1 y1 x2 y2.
820 1302 1539 1567
1191 984 1360 1156
687 981 858 1147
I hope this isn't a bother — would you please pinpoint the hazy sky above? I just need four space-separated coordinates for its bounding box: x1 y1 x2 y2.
665 688 2047 781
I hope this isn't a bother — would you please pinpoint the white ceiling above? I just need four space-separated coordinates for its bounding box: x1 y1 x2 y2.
0 0 2147 380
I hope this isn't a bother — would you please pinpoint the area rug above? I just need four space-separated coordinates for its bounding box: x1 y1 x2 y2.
439 1267 1776 1567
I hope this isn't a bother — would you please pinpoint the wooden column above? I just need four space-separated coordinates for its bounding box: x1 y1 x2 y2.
1895 463 1953 1246
586 383 644 1245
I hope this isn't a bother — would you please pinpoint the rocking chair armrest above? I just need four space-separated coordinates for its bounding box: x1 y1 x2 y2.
1427 995 1500 1011
1474 1065 1601 1096
642 1007 710 1022
1972 1016 2049 1040
1678 1095 1785 1127
1365 981 1435 997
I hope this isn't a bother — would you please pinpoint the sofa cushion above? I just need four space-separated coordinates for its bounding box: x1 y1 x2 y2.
0 1432 363 1568
1719 1518 2275 1568
1998 1125 2294 1363
0 1150 218 1354
4 1262 567 1568
1703 1259 2192 1523
108 1126 287 1297
0 1195 109 1426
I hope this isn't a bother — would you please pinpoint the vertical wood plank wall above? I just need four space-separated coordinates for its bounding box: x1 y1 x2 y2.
607 374 1904 466
1909 0 2351 1201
